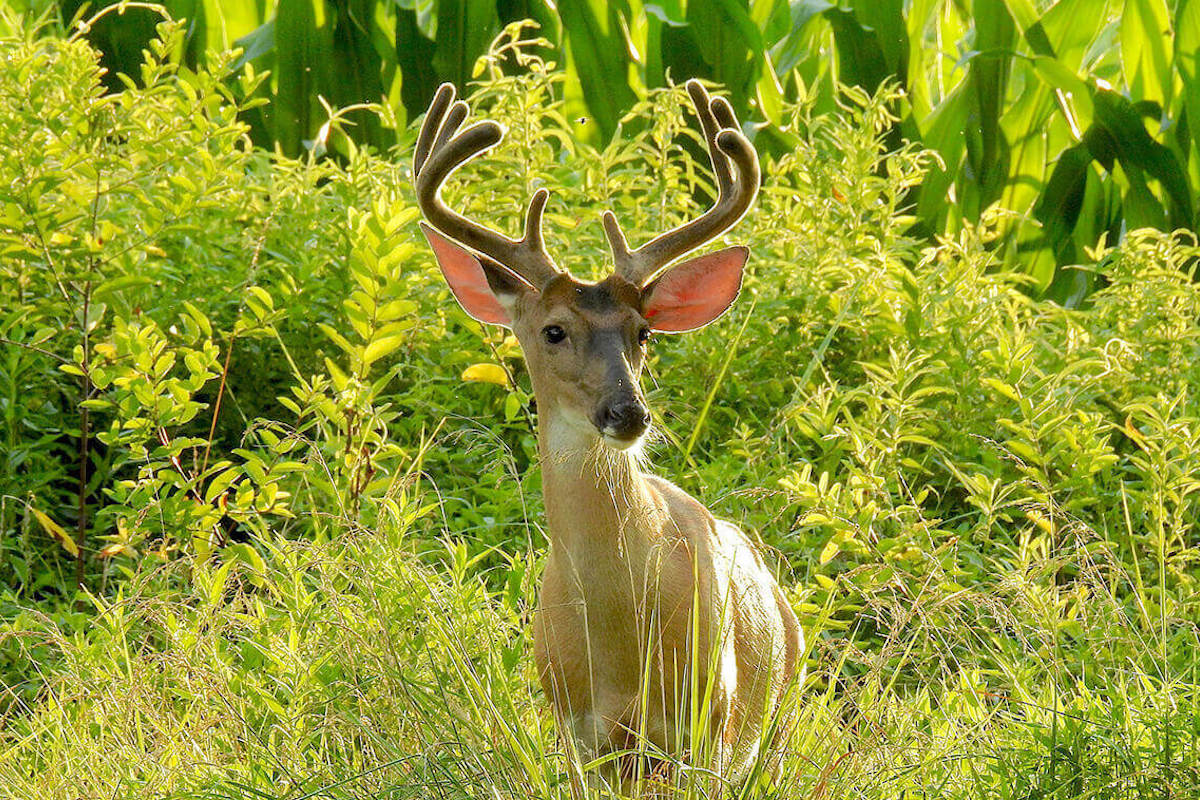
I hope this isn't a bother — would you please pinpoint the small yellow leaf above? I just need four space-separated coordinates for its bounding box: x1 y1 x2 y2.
461 363 510 387
981 377 1021 404
819 538 840 565
1124 415 1147 448
98 543 136 559
31 508 79 557
363 333 405 366
1024 509 1056 535
497 334 522 357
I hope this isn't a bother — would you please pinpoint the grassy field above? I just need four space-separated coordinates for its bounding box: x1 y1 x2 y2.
1 17 1199 800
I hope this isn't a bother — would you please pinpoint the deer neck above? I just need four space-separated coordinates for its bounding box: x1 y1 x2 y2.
537 408 661 555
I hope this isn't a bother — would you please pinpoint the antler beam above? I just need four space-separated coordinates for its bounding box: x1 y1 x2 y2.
603 80 760 287
414 83 560 288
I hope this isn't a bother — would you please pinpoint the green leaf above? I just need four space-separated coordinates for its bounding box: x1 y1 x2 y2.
849 0 907 79
224 542 268 583
208 559 234 606
819 537 840 565
1122 0 1172 107
205 467 241 504
395 5 441 119
325 0 390 149
681 0 760 115
1122 164 1168 230
504 390 523 421
1040 0 1105 67
915 84 971 226
967 0 1017 205
362 334 406 367
1035 142 1092 254
1030 55 1094 129
825 8 892 94
559 0 637 142
1091 88 1193 229
247 286 274 314
903 0 942 118
319 323 355 356
1002 0 1053 57
94 274 153 301
982 377 1022 404
705 0 765 54
770 0 833 77
231 18 275 72
431 0 500 91
756 50 784 125
78 302 107 334
274 0 335 157
1176 0 1200 200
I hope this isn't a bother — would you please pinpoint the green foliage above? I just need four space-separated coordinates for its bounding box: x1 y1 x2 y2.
32 0 800 148
0 22 263 585
30 0 1200 297
1 19 1200 800
784 0 1200 293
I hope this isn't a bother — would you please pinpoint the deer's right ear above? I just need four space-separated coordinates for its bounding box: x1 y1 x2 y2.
421 224 535 327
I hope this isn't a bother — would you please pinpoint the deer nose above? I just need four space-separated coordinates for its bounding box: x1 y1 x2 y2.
596 400 651 441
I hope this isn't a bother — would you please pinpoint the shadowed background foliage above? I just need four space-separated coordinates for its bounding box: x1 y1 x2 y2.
21 0 1200 297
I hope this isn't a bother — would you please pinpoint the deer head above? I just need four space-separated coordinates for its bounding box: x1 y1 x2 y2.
414 81 759 450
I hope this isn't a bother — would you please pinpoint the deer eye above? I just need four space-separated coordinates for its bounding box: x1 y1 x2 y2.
543 325 567 344
638 328 652 346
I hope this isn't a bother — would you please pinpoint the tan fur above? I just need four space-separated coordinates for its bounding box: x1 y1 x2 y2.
507 278 803 792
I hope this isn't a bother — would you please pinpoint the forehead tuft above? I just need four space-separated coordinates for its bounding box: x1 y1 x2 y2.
542 274 641 315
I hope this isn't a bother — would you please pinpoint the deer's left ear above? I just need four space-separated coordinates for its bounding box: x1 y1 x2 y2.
640 246 747 332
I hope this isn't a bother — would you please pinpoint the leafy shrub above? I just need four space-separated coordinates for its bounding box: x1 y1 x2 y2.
47 0 1200 299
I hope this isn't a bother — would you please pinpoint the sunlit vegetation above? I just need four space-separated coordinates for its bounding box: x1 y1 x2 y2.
1 5 1198 799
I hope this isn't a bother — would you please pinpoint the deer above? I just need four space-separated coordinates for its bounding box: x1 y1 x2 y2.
413 80 802 794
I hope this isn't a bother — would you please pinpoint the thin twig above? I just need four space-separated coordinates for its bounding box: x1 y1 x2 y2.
0 336 69 364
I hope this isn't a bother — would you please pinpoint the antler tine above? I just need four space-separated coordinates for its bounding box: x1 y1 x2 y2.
609 80 760 287
413 84 453 177
413 83 560 288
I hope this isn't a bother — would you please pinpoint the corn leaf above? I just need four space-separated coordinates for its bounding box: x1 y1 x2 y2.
1092 88 1193 228
558 0 636 141
1122 0 1172 107
431 0 500 90
275 0 335 157
968 0 1017 206
1176 0 1200 202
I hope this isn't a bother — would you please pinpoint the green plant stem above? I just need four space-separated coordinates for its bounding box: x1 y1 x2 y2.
682 296 756 461
75 282 90 592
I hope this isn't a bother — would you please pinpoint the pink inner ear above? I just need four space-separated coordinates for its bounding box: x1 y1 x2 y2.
422 224 513 326
642 246 748 332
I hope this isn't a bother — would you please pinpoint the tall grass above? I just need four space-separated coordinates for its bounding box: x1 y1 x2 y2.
2 507 1195 797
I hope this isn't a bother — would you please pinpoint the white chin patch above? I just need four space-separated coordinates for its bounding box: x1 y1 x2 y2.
601 430 643 452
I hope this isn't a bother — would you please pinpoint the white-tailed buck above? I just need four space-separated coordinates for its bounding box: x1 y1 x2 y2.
414 80 801 792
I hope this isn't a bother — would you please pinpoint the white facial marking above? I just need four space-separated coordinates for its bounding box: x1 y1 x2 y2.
544 406 600 456
602 432 647 458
